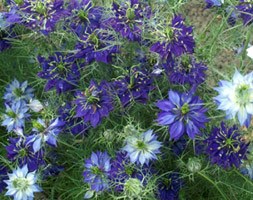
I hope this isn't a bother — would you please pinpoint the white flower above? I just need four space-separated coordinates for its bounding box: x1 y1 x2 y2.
122 130 162 165
247 45 253 59
4 165 42 200
28 99 44 112
214 70 253 126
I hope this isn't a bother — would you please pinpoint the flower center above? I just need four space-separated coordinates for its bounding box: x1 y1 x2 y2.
136 140 147 151
13 88 24 97
88 33 99 47
78 10 88 22
35 2 47 15
164 27 174 41
14 0 24 6
126 8 135 20
85 88 100 104
91 166 103 176
32 120 45 132
181 103 190 115
236 84 251 106
125 165 134 176
7 111 17 118
13 178 30 191
18 148 27 158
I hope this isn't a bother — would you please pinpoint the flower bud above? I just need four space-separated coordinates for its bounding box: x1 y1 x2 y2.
187 157 202 173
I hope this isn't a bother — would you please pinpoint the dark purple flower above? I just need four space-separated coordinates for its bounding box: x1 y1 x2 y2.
164 56 208 86
205 122 249 169
67 0 103 36
83 151 111 192
156 89 209 140
0 28 15 51
236 1 253 26
150 15 195 60
103 0 151 42
113 67 154 107
58 102 89 135
226 6 238 26
0 165 8 193
6 136 45 172
15 0 69 33
74 80 114 127
37 52 82 94
74 29 119 64
157 172 183 200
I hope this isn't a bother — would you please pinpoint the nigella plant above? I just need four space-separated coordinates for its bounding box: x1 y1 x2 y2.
104 0 151 42
67 0 103 36
1 101 30 133
30 118 65 152
58 103 89 135
0 165 8 193
157 172 183 200
13 0 69 33
74 80 114 127
113 67 154 107
150 15 195 60
6 136 45 172
164 55 208 86
156 89 209 140
37 52 82 94
205 122 249 169
236 1 253 26
83 151 111 192
3 79 34 105
214 70 253 127
74 29 119 64
122 129 162 165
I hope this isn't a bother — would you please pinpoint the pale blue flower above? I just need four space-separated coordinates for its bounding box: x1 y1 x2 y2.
122 130 162 165
4 165 42 200
4 79 34 105
1 101 30 133
214 70 253 126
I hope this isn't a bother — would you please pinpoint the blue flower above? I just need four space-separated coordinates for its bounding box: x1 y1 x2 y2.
1 101 30 133
205 0 224 8
30 118 65 152
6 136 45 172
236 1 253 26
122 130 162 165
83 151 111 192
150 15 195 60
156 89 208 140
74 80 114 127
205 122 249 169
4 79 34 105
214 70 253 127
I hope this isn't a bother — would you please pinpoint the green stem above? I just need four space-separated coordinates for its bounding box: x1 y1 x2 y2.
198 172 228 200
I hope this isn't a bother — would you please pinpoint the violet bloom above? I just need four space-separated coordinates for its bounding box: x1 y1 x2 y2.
37 52 81 94
150 15 195 60
236 1 253 26
83 151 111 192
15 0 69 33
164 56 208 86
104 0 151 42
205 122 249 169
74 29 119 64
1 101 30 133
113 67 154 107
157 172 183 200
75 80 114 127
156 89 208 140
30 118 65 152
58 103 89 135
6 136 45 172
4 79 34 105
68 0 103 36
